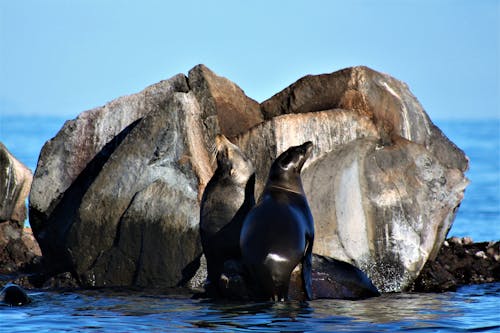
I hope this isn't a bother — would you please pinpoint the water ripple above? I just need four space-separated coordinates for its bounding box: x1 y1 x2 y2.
1 284 498 332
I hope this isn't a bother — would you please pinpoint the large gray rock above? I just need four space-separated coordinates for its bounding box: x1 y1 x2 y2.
29 65 469 292
30 75 190 231
69 91 209 286
30 74 191 274
303 138 467 291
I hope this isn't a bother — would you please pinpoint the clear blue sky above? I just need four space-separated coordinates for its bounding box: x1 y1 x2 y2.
1 0 498 120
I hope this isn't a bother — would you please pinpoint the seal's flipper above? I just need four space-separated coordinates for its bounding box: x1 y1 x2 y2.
302 239 313 300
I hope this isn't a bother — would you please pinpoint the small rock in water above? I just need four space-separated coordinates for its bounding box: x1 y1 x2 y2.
475 251 487 259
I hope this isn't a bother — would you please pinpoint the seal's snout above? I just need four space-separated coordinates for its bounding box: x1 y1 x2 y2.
215 134 230 152
301 141 314 158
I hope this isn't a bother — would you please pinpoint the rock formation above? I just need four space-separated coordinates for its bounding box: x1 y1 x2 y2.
29 65 262 287
412 237 500 292
29 65 469 292
233 67 469 291
0 143 39 274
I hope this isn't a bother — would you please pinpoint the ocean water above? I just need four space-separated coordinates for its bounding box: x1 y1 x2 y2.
0 283 498 332
0 115 499 332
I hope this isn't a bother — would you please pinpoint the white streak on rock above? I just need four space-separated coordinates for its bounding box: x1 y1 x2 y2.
335 159 369 260
382 81 412 141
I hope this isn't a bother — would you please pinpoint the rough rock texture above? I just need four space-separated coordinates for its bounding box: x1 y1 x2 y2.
29 66 261 288
0 143 38 274
412 238 500 292
188 64 263 139
29 65 469 291
260 66 467 172
66 92 209 287
0 143 32 224
29 74 190 269
30 76 189 231
302 137 467 292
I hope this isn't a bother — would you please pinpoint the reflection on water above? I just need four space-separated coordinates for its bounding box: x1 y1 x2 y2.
1 283 499 332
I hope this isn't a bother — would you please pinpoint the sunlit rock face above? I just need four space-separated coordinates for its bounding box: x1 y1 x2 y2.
0 143 37 273
29 65 468 291
303 138 468 291
0 143 32 224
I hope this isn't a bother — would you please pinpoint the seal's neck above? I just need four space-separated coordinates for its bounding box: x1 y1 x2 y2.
266 184 303 195
264 177 305 196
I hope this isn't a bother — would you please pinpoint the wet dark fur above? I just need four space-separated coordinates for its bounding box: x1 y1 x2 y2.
0 284 31 306
240 141 315 301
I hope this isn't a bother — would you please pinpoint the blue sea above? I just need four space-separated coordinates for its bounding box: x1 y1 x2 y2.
0 115 499 332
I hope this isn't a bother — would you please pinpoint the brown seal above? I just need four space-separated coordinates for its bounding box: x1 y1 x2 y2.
199 134 255 297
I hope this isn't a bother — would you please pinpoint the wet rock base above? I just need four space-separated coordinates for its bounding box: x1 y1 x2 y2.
3 236 499 296
412 237 500 292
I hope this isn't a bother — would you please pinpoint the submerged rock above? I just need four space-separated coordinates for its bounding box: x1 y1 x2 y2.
29 65 469 292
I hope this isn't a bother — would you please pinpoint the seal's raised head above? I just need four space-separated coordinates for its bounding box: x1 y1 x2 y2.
200 134 256 298
267 141 313 192
214 134 254 185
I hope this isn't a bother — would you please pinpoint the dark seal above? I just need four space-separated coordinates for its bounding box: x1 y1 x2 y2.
199 134 255 297
0 283 31 306
288 254 380 300
240 141 315 301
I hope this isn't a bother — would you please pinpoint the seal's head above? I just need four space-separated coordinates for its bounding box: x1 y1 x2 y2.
0 284 31 306
215 134 255 185
267 141 313 192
